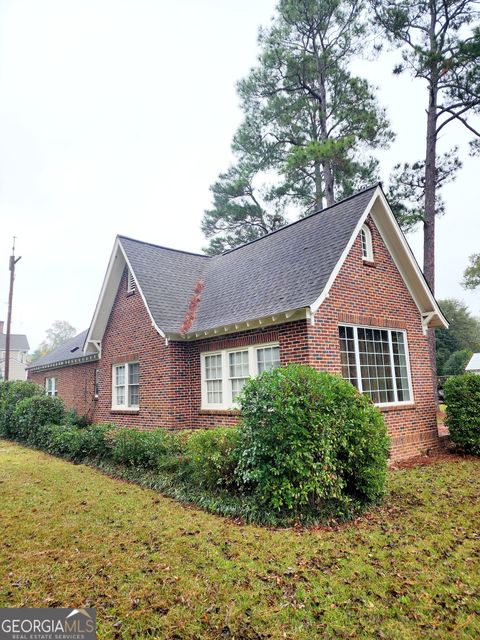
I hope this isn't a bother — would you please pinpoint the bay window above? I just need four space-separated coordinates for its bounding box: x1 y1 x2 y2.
112 362 140 409
339 325 412 405
201 343 280 409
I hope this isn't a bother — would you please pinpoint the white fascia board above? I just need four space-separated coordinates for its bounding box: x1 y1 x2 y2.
371 189 448 329
310 187 381 314
84 237 166 354
85 237 124 354
167 307 310 341
117 241 166 339
309 187 448 330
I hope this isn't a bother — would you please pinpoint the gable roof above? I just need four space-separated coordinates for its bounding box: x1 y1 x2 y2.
466 353 480 371
190 185 378 333
28 330 98 372
0 333 29 351
86 184 447 349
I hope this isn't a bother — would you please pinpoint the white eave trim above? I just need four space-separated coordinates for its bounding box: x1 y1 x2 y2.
310 188 380 315
309 186 448 330
85 236 166 354
167 307 310 341
28 353 100 373
118 241 166 339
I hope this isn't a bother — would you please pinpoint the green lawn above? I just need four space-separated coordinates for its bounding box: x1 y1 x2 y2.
1 441 479 639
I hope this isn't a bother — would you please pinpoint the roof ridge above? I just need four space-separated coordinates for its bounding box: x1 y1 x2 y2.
220 183 381 256
118 235 210 259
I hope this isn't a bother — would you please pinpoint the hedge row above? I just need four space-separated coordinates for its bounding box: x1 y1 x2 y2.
0 366 394 524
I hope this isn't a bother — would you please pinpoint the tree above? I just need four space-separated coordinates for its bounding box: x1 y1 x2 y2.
201 163 287 255
202 0 393 254
30 321 77 362
443 348 472 376
463 253 480 289
436 299 480 374
373 1 480 294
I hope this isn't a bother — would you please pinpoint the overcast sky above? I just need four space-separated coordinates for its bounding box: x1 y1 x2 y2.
0 0 478 351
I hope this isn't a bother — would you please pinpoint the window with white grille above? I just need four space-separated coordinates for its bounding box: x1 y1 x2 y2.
46 377 58 397
360 225 374 261
112 362 140 409
339 325 412 405
201 343 280 409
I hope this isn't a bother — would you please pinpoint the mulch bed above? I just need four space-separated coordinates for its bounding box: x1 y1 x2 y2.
390 451 478 471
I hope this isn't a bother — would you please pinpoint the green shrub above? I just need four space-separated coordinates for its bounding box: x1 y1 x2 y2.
0 380 44 437
182 428 241 491
44 423 114 461
65 409 91 428
111 428 179 470
443 349 472 376
13 395 65 443
444 373 480 455
236 364 389 515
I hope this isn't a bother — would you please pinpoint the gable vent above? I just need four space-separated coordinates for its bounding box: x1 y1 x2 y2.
127 269 136 293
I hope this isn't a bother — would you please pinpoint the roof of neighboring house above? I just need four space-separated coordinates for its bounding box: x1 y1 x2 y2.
466 353 480 371
0 333 29 351
86 184 448 348
28 330 98 371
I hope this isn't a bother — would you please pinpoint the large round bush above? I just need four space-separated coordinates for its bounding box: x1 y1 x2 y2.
444 373 480 455
0 380 44 437
236 364 389 515
13 395 65 443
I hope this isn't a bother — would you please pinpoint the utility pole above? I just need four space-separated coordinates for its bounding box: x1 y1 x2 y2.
4 238 21 381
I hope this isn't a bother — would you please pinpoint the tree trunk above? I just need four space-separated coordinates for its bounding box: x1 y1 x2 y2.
424 10 440 406
314 49 335 207
314 160 323 210
423 84 438 294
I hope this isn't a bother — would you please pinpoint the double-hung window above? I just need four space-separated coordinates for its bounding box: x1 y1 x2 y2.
112 362 140 409
201 343 280 409
339 325 412 405
46 377 57 397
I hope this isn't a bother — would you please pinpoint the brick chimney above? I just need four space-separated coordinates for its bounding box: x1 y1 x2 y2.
0 321 3 334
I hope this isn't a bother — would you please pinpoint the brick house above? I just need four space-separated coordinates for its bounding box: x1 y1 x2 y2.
28 185 447 461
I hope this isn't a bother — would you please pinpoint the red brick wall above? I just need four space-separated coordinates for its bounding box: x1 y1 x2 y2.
179 321 310 429
28 220 440 461
91 269 173 429
306 216 440 460
29 361 97 420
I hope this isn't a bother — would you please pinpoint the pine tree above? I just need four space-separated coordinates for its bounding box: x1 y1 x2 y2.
202 0 393 254
373 1 480 293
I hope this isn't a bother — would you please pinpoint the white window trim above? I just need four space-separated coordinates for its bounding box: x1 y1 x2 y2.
45 377 58 397
360 224 374 262
201 342 280 410
94 368 100 399
339 324 414 407
111 361 139 410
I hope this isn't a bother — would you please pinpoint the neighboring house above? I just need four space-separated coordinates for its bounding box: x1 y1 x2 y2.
28 185 448 461
466 353 480 374
0 321 29 381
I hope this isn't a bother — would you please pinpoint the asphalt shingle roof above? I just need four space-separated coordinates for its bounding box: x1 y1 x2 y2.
119 185 377 335
0 333 29 351
28 330 97 369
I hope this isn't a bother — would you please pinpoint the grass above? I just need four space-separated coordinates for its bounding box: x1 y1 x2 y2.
1 442 479 639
